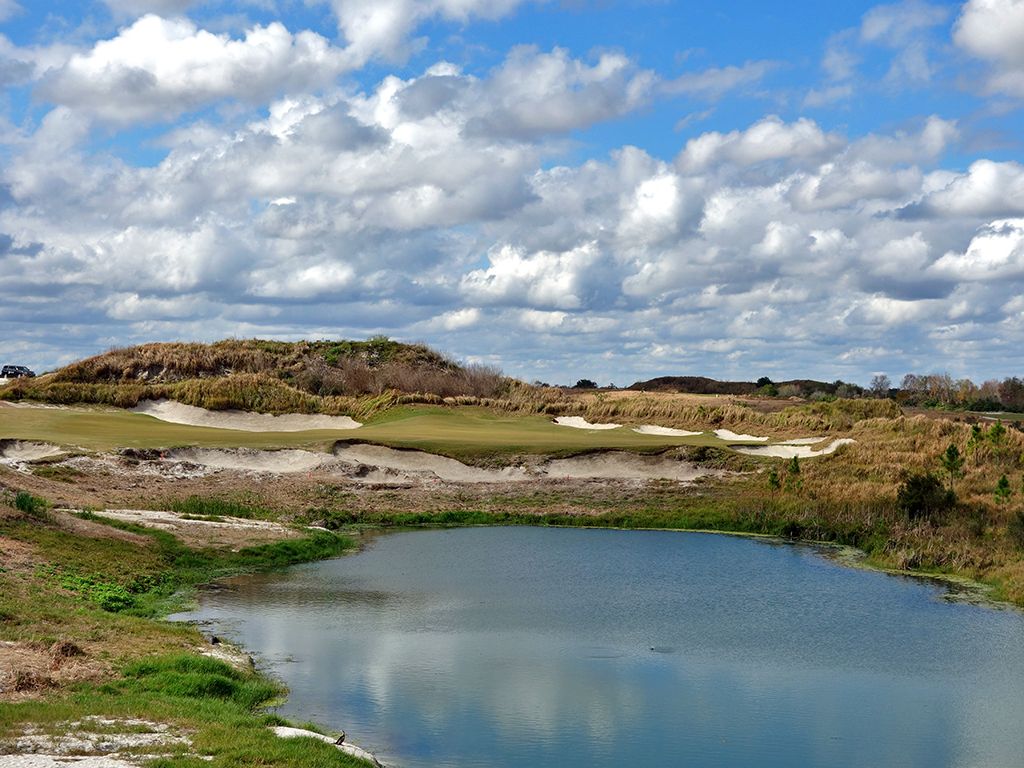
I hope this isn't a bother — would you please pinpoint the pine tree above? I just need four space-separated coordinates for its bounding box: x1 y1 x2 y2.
939 444 964 494
995 474 1012 504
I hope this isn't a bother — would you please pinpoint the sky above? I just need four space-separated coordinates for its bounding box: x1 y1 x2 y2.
1 1 1024 386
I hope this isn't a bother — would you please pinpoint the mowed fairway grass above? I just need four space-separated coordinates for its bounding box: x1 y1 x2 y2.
0 403 735 459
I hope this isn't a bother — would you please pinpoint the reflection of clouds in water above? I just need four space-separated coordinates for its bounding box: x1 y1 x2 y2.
178 528 1024 768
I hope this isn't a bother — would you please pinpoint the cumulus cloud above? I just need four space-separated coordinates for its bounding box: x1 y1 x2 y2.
931 218 1024 280
663 60 775 99
40 15 350 122
954 0 1024 97
328 0 527 66
676 116 842 173
901 160 1024 218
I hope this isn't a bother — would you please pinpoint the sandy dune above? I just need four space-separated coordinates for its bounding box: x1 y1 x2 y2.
713 429 769 442
553 416 622 430
632 425 704 437
131 400 361 432
732 438 856 459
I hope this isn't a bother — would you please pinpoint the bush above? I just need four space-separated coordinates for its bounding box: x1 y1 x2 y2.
14 491 47 517
896 472 956 521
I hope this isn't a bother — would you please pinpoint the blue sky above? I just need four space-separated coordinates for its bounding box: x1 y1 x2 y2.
1 0 1024 386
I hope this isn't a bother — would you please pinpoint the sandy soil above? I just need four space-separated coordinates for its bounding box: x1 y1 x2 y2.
91 509 300 548
131 399 361 432
165 448 330 474
713 429 769 442
334 444 532 483
0 641 110 703
553 416 622 430
544 452 718 481
732 438 856 459
632 425 704 437
1 717 190 768
0 441 64 465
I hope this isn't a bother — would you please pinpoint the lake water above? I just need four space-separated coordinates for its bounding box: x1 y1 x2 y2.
177 527 1024 768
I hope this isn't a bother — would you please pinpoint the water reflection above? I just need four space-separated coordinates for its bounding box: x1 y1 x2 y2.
178 527 1024 768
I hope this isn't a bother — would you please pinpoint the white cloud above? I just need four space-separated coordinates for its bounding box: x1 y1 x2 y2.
931 218 1024 280
676 116 842 173
328 0 527 66
903 160 1024 218
0 0 21 23
954 0 1024 96
41 15 350 122
663 60 774 99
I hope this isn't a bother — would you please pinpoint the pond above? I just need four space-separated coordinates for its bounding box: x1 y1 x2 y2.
176 527 1024 768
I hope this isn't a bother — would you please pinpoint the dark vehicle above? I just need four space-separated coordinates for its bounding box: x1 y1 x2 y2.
1 365 35 378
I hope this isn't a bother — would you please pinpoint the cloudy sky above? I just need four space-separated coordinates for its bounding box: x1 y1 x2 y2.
1 0 1023 385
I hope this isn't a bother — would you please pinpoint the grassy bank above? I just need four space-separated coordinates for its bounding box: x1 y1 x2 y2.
0 496 368 766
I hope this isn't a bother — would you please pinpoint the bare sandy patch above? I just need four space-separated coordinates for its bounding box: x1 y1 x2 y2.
633 425 704 437
553 416 622 430
1 717 190 768
713 429 769 442
544 452 716 482
131 399 361 432
334 444 531 484
165 448 330 474
0 441 64 464
732 438 856 459
91 509 298 548
777 437 826 445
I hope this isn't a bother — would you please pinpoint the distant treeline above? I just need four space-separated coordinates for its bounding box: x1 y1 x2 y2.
628 376 865 400
894 374 1024 412
628 373 1024 413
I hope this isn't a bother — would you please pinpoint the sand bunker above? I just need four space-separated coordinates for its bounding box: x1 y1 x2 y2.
0 440 63 463
165 448 330 474
713 429 769 442
544 452 714 482
132 399 361 432
553 416 622 430
334 444 530 484
633 425 704 437
732 438 856 459
777 437 826 445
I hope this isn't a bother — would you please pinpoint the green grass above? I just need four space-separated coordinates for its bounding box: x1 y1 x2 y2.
0 654 369 767
0 402 741 460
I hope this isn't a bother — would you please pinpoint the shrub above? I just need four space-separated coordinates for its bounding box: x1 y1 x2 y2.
14 491 47 517
896 472 956 521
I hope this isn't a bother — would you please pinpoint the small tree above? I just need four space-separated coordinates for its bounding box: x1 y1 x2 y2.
767 469 781 492
870 374 891 398
967 424 984 464
785 456 802 492
897 472 954 521
995 474 1013 504
573 378 598 389
939 444 964 493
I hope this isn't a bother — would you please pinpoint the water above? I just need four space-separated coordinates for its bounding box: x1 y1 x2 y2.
177 527 1024 768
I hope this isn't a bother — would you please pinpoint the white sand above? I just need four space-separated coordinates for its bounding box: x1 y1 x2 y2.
272 726 384 767
713 429 769 442
544 452 715 481
165 448 330 473
553 416 622 430
334 444 530 483
777 437 826 445
131 399 361 432
733 438 856 459
0 441 64 462
633 425 704 437
96 508 294 535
